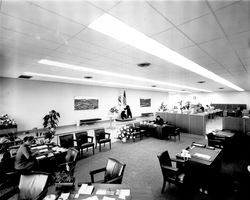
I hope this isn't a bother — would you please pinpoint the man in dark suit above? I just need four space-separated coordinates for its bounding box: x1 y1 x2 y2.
154 115 164 125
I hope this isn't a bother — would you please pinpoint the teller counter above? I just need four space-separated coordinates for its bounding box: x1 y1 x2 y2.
156 112 208 136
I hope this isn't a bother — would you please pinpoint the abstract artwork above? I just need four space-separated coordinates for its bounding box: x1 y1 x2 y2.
74 97 99 110
140 98 151 107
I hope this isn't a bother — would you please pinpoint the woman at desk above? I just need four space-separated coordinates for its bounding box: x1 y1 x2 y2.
15 136 38 172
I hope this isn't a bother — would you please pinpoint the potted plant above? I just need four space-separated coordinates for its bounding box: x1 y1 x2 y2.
43 110 60 141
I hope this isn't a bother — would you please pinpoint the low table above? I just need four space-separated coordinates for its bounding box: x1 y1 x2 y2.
80 118 102 125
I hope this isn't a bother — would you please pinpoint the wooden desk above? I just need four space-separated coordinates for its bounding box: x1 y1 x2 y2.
48 183 153 200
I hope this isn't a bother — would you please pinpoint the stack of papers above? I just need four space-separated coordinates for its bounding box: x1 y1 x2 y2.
116 189 130 199
36 155 46 160
78 184 94 195
193 153 211 160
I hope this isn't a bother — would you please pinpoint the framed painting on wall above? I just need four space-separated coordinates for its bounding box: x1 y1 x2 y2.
140 98 151 107
74 97 99 110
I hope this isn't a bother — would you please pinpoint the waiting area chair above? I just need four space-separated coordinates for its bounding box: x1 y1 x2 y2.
89 158 126 184
94 128 111 152
75 131 94 157
8 171 50 200
207 133 225 149
59 134 75 149
167 127 180 141
157 150 185 193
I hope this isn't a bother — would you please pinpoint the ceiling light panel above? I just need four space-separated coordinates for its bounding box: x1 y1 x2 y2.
88 13 244 91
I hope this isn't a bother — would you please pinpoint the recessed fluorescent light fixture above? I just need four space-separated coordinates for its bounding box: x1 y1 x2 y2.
23 72 191 93
38 59 211 92
88 14 244 92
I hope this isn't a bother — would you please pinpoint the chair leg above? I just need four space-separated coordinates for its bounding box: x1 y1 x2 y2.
93 146 95 155
99 143 101 152
161 180 166 194
109 142 111 149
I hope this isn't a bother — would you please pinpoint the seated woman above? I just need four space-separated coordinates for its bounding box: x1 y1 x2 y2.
154 115 164 125
15 136 38 172
121 110 127 120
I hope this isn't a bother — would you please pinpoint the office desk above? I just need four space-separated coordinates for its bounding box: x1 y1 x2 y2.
48 183 153 200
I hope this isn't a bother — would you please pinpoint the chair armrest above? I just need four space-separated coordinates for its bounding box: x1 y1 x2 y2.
105 176 122 184
35 188 48 200
170 158 185 164
89 167 106 183
161 165 178 172
105 133 111 139
87 136 94 143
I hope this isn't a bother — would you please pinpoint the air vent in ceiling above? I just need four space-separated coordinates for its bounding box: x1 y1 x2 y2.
137 62 151 67
151 85 157 87
18 75 32 79
197 81 206 84
219 87 224 90
84 76 93 79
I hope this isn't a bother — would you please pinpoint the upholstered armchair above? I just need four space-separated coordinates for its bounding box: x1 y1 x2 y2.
9 171 50 200
75 131 94 157
157 150 185 193
94 128 111 152
89 158 126 184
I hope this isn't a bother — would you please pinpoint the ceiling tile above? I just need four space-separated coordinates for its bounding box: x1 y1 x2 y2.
1 1 84 36
178 14 224 44
67 38 113 57
211 52 243 69
149 0 210 26
32 1 105 26
199 37 233 57
208 0 240 11
0 13 71 44
152 27 195 50
76 28 125 51
192 55 216 66
108 1 173 36
203 63 226 71
236 48 250 60
228 30 250 51
176 45 207 60
215 1 250 36
242 57 250 67
56 46 98 60
87 0 120 12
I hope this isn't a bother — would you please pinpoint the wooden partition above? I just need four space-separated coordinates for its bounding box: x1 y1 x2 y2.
176 113 189 133
156 112 207 136
243 118 250 133
222 117 243 132
189 114 206 135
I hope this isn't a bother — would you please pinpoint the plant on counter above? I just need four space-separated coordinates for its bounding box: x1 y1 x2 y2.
158 102 168 112
43 110 60 140
0 114 17 127
109 106 119 114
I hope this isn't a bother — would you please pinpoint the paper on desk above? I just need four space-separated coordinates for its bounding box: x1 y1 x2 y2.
119 189 130 196
193 153 211 160
82 196 99 200
59 193 70 200
36 155 46 160
96 189 106 195
78 184 94 195
102 196 115 200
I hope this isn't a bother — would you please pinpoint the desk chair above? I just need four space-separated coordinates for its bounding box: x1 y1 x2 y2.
157 150 185 193
9 171 50 200
94 128 111 152
75 131 95 157
89 158 126 184
59 134 75 149
167 126 180 141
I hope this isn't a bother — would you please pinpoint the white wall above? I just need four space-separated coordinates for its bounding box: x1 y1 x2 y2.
167 91 250 109
0 77 168 131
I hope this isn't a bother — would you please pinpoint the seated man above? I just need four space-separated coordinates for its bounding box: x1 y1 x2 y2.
154 115 164 125
15 136 38 172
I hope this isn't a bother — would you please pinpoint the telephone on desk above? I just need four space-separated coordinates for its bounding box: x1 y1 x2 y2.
180 149 191 160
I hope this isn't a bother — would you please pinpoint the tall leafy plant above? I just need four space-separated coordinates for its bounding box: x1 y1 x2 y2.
43 110 60 140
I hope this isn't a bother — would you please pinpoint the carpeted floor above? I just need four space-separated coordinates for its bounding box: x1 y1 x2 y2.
74 133 208 200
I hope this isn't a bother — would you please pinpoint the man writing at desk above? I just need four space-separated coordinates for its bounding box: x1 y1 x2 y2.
15 136 39 172
154 115 164 125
